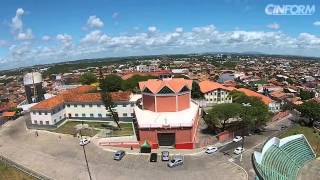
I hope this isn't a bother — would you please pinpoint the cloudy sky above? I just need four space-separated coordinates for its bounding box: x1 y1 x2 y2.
0 0 320 70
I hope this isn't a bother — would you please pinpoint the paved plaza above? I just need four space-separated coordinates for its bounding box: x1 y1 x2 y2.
0 116 247 180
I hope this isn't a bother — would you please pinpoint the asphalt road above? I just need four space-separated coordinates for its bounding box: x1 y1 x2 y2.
0 115 247 180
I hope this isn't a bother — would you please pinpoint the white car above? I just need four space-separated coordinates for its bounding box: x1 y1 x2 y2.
167 155 184 168
233 136 243 142
79 137 90 146
205 146 218 154
234 147 245 155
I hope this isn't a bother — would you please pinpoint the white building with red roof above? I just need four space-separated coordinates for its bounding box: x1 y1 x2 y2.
30 86 136 127
199 80 235 106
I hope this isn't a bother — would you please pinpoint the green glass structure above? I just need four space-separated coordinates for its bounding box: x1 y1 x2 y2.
252 134 316 180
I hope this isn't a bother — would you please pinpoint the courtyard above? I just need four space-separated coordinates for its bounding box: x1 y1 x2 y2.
0 115 247 180
50 120 134 138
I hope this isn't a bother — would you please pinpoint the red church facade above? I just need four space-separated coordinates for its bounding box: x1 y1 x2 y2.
135 78 200 149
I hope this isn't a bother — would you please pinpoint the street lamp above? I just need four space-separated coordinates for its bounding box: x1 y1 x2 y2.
240 103 251 162
80 121 92 180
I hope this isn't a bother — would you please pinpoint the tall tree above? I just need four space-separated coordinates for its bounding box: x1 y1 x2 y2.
100 74 123 92
80 72 97 85
191 81 204 99
297 101 320 126
204 103 242 131
99 69 121 129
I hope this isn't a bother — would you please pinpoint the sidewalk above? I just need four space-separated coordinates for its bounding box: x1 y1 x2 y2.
93 137 233 156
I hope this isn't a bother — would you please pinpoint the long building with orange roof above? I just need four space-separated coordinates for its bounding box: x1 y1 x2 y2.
30 86 136 127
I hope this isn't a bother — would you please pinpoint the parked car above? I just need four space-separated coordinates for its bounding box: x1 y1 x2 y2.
79 137 90 146
113 150 125 161
234 147 245 155
150 153 158 162
205 146 218 154
233 136 243 142
161 151 170 161
167 155 184 168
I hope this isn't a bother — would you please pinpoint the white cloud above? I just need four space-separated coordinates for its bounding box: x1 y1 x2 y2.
17 29 34 40
313 21 320 26
148 26 157 33
112 12 119 19
267 22 280 30
11 8 24 32
175 27 183 33
87 15 104 28
42 35 51 41
56 33 72 47
3 24 320 70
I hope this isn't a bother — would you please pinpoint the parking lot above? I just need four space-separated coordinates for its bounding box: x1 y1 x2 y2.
0 116 247 180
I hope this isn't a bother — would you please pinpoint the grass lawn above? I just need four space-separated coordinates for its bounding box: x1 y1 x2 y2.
51 121 134 137
279 125 320 157
0 161 34 180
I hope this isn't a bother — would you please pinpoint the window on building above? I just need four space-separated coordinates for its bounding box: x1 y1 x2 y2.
98 113 102 118
39 112 42 115
45 112 47 115
82 104 85 108
40 121 43 125
122 104 126 107
97 104 101 107
67 104 70 107
131 113 134 117
179 86 189 93
63 105 65 108
89 104 93 108
46 121 49 125
75 113 79 117
64 114 66 117
34 120 37 124
158 86 175 94
82 113 86 117
59 116 62 119
90 114 94 117
123 113 128 117
33 112 36 115
74 104 77 108
143 87 153 93
54 119 56 123
131 103 134 107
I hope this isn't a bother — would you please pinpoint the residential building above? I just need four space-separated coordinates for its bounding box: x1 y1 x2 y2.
199 80 234 106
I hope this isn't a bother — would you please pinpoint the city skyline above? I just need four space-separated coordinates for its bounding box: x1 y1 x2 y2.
1 0 320 70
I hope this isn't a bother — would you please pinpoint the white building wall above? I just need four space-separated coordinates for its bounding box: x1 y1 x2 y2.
204 89 232 105
30 108 66 125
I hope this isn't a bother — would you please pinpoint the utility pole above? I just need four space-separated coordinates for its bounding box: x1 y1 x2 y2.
80 121 92 180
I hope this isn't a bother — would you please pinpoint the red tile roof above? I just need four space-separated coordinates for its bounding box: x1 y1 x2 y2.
139 78 192 94
31 85 130 110
31 95 64 110
2 111 16 117
199 80 235 93
237 88 272 105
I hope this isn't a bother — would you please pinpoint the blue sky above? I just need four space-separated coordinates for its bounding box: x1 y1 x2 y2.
0 0 320 70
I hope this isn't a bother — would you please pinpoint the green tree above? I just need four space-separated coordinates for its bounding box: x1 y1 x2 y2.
122 75 156 92
204 103 242 131
100 74 123 92
79 72 97 85
299 89 315 101
191 81 203 99
297 101 320 126
99 70 121 129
